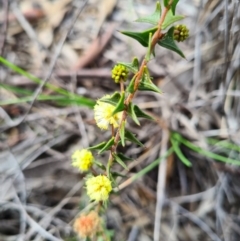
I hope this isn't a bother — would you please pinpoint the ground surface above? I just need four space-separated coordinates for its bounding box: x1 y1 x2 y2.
0 0 240 241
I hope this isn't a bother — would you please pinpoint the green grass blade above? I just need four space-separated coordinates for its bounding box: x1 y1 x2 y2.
179 136 240 166
0 57 95 108
207 138 240 152
170 136 192 167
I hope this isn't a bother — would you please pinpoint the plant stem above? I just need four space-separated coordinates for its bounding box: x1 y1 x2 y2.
106 3 173 177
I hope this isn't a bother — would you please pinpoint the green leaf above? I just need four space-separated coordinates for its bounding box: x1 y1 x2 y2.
170 137 192 167
162 10 184 30
138 67 161 93
94 160 106 170
88 141 108 150
117 152 133 161
100 92 121 106
146 32 153 61
0 57 95 108
118 57 139 74
113 153 129 170
164 0 170 7
125 129 144 147
120 27 158 48
138 79 161 93
112 172 126 178
171 0 180 15
98 137 115 154
120 121 126 146
133 105 155 121
135 1 161 25
126 75 137 93
112 92 125 115
128 103 140 125
158 26 185 58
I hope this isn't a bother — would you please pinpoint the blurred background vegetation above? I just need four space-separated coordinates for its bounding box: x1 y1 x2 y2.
0 0 240 240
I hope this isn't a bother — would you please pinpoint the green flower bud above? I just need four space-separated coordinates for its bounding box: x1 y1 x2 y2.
111 64 129 83
174 24 189 42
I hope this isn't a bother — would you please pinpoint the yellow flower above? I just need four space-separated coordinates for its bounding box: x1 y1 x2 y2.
71 149 93 172
86 175 112 201
73 211 101 238
111 64 128 83
94 95 122 130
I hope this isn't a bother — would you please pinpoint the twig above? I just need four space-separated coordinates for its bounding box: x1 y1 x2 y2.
153 129 169 241
168 199 222 241
0 0 9 56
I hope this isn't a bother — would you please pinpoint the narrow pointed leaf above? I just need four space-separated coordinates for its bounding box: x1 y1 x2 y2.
171 0 180 15
170 137 192 167
88 141 108 150
138 79 161 93
113 154 129 170
135 1 161 25
158 26 185 58
98 137 115 154
146 32 153 61
112 172 126 178
133 105 155 120
125 129 144 147
100 92 120 106
118 57 139 74
117 152 133 161
164 0 170 7
128 103 140 125
120 121 126 146
112 92 125 115
120 27 158 47
162 11 184 30
94 160 106 170
126 75 137 93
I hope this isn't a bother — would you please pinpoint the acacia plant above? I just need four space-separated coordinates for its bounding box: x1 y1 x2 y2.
71 0 189 240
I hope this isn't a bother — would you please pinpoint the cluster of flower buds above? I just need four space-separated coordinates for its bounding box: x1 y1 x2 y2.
111 64 128 83
174 24 189 42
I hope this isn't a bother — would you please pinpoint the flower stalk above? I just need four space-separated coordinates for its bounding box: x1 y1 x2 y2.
71 1 189 239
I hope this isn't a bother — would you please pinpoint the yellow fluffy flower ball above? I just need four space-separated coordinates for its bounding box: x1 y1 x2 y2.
111 64 128 83
94 95 122 130
71 149 94 172
86 175 112 201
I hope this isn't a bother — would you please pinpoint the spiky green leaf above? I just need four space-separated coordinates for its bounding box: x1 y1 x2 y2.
113 153 129 170
135 1 161 25
128 102 140 125
164 0 170 7
133 105 155 120
158 26 185 58
162 11 184 30
99 137 115 154
112 92 125 115
126 75 137 93
94 160 106 170
171 0 180 15
146 32 154 61
117 152 133 161
120 27 158 48
88 141 108 150
112 172 126 178
100 92 121 106
118 57 139 74
138 69 161 93
125 129 144 147
120 120 126 146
